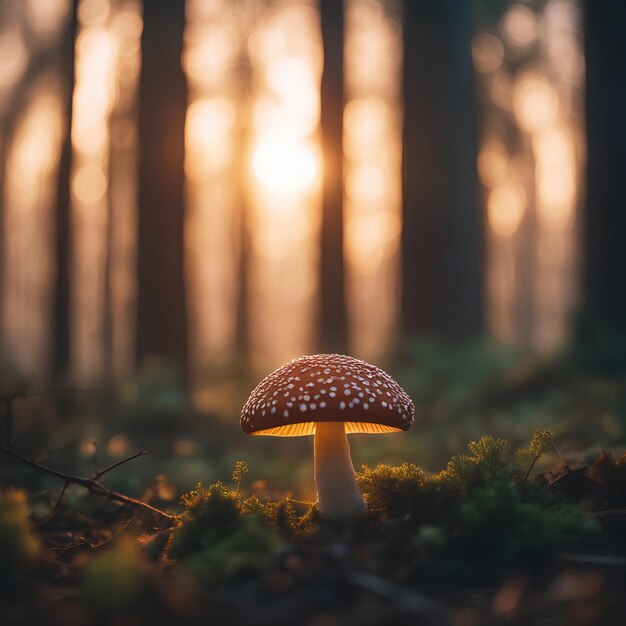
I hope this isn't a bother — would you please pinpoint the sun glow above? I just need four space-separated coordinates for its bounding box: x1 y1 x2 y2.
245 2 323 373
252 133 318 195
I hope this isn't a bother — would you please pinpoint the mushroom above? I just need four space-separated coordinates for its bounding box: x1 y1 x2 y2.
241 354 415 519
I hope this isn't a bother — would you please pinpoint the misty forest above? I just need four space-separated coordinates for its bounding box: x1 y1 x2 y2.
2 1 626 625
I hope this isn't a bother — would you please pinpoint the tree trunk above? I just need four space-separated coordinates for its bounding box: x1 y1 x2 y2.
319 0 347 353
136 0 188 376
401 0 483 337
52 0 78 380
583 0 626 328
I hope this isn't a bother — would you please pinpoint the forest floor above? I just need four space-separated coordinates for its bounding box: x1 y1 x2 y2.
3 332 626 625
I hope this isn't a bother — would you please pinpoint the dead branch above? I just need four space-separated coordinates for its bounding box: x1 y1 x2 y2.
552 441 569 473
559 552 626 567
0 445 175 524
348 571 449 623
91 450 150 481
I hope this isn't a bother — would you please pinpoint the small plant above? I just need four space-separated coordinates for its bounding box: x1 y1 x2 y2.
438 435 511 489
232 460 248 494
516 427 555 481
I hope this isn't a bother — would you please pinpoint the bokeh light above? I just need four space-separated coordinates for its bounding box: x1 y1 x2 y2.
513 72 559 134
344 0 402 362
501 3 539 49
478 0 583 349
487 181 526 237
478 140 509 188
252 133 318 194
472 33 504 74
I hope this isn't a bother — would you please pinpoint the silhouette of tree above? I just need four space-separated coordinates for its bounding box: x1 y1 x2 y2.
319 0 347 352
136 0 188 375
52 0 78 379
583 0 626 329
402 0 483 337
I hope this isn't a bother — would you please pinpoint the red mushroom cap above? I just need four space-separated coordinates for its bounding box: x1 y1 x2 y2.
241 354 415 436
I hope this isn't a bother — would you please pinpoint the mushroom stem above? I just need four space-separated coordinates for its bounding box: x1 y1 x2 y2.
314 421 366 519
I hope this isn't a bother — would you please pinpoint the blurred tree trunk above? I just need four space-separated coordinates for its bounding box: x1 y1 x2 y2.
53 0 78 379
401 0 483 337
136 0 188 375
583 0 626 328
319 0 347 352
235 62 253 366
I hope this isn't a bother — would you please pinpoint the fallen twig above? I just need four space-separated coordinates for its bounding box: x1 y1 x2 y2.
559 552 626 567
348 571 450 623
0 445 176 524
552 441 569 473
91 450 150 481
592 507 626 517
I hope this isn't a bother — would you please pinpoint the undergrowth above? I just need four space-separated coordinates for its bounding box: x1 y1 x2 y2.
164 429 606 586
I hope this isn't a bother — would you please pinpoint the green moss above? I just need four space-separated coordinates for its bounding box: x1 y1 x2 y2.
181 514 281 585
451 481 600 568
357 462 439 524
359 436 517 526
263 497 319 535
167 433 607 583
438 435 512 489
356 431 603 575
166 466 291 585
167 481 241 559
